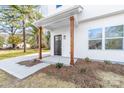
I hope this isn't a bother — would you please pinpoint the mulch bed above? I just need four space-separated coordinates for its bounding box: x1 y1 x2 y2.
40 59 124 88
18 59 42 67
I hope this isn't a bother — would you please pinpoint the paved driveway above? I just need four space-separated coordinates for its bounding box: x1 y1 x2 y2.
0 52 50 79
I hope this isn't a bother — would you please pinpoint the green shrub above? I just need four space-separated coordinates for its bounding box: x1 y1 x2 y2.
104 60 112 65
79 68 88 74
99 84 103 88
56 63 64 69
84 57 91 62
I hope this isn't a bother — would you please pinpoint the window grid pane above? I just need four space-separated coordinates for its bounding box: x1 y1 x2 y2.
89 28 102 39
105 38 123 49
56 5 62 8
105 25 123 50
105 25 123 38
89 40 102 49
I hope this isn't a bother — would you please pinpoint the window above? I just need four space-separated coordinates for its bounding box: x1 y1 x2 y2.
56 5 62 8
88 28 102 49
105 25 123 49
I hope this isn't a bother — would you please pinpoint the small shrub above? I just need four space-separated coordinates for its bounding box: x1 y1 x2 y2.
79 68 88 74
104 60 112 65
56 63 64 69
34 59 38 62
99 84 103 88
84 57 91 62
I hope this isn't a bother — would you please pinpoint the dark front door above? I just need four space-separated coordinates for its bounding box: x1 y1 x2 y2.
54 35 62 55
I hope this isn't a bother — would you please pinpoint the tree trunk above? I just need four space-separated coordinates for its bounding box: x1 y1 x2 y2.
12 44 16 49
22 20 26 53
39 27 42 59
36 34 39 48
11 27 16 49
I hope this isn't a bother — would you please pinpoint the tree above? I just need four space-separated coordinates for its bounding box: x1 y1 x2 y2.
11 5 43 52
28 24 49 49
27 36 36 48
0 6 21 36
0 5 46 50
8 35 22 48
0 6 22 49
45 31 51 49
0 36 4 48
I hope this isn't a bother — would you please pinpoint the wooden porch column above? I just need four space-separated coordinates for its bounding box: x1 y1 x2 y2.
70 16 74 65
39 26 42 59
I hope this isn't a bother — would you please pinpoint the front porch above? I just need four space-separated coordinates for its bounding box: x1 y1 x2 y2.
42 56 77 66
34 5 83 65
0 6 83 79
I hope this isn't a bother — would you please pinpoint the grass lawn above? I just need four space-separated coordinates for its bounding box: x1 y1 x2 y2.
0 70 76 88
0 49 49 60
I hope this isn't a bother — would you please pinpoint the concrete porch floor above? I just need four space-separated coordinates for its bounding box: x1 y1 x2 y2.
42 56 77 66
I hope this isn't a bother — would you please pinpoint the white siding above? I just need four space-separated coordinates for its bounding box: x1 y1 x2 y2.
50 5 124 62
47 5 72 16
79 5 124 21
76 13 124 62
51 11 124 62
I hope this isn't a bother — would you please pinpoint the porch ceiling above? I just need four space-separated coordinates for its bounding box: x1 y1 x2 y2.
34 5 83 30
45 18 70 29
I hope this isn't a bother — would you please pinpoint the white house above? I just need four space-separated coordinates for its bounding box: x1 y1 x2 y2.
34 5 124 64
17 43 31 49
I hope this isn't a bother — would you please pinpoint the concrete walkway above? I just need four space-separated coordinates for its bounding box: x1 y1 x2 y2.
0 52 50 79
0 52 77 79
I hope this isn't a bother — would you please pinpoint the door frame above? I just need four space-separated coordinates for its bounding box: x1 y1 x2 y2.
54 35 62 56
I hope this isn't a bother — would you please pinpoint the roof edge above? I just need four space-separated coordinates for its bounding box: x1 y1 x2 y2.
34 5 83 27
